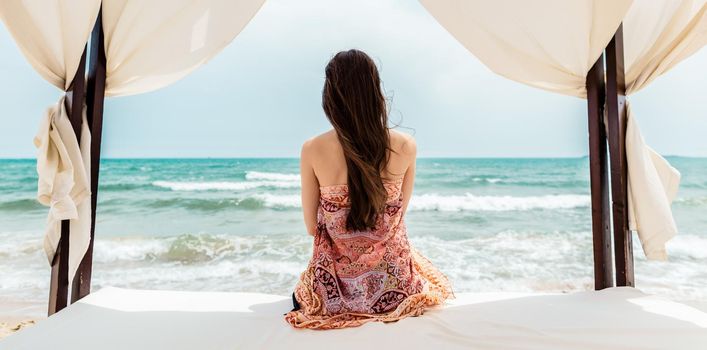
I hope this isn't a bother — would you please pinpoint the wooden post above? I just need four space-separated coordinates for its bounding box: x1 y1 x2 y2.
586 54 614 290
605 24 634 287
71 10 106 303
48 221 71 315
49 49 87 315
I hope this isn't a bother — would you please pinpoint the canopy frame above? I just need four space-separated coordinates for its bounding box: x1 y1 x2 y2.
605 25 634 287
586 52 613 290
47 48 87 315
587 24 635 290
47 11 107 315
72 9 107 303
46 17 636 315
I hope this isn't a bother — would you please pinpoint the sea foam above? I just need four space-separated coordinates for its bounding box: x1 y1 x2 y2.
152 180 299 191
245 171 300 182
4 230 707 307
410 193 590 211
217 193 591 211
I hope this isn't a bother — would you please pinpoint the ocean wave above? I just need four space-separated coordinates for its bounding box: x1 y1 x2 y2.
140 192 590 212
7 176 37 184
146 198 259 211
0 198 44 211
3 230 707 303
90 233 311 265
0 231 45 258
86 231 591 267
82 232 707 302
466 177 588 188
100 182 147 191
152 180 299 191
245 171 300 182
472 177 503 184
675 196 707 207
680 181 707 189
662 234 707 260
94 234 237 263
253 193 301 208
143 195 299 211
409 193 589 211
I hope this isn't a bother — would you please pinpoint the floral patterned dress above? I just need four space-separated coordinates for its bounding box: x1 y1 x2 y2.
285 178 453 330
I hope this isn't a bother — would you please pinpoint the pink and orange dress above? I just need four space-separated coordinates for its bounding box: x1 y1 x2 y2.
285 178 453 330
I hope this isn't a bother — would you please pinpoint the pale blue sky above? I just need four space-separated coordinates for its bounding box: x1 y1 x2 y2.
1 0 706 158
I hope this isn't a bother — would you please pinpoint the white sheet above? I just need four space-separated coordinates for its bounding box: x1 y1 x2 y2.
2 287 706 349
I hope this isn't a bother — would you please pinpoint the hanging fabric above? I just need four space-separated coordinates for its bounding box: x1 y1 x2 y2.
420 0 707 260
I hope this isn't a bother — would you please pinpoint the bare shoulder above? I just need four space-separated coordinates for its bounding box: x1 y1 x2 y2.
389 129 416 157
301 130 338 158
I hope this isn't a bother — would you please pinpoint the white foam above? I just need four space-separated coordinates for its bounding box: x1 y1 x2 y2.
252 193 301 208
153 180 299 191
94 238 170 263
233 192 591 211
245 171 300 182
472 177 503 184
409 193 590 211
4 231 707 307
665 235 707 259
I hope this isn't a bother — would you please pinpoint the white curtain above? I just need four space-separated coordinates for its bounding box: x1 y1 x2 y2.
102 0 266 97
34 97 92 282
420 0 707 260
624 0 707 94
0 0 100 90
0 0 100 282
418 0 633 97
622 0 707 260
0 0 265 281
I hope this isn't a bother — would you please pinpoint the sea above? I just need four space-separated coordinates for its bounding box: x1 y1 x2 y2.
1 158 706 314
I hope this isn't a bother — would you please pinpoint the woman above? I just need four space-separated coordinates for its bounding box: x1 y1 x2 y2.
285 49 452 330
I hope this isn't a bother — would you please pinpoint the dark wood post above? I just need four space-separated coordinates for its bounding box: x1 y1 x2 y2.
49 49 88 315
605 24 634 287
586 54 614 290
71 10 107 303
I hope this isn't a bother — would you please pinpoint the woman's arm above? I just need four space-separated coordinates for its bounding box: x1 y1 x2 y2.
300 140 320 236
400 136 417 215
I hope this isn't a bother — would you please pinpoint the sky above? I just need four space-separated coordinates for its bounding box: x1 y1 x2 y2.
1 0 706 158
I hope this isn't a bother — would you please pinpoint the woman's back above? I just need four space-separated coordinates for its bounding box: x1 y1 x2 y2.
305 129 414 187
285 49 452 330
287 140 452 329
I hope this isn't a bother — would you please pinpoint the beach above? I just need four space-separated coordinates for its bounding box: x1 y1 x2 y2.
0 318 36 340
0 297 42 340
1 157 706 331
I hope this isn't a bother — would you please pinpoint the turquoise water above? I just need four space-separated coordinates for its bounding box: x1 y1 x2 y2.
1 158 706 309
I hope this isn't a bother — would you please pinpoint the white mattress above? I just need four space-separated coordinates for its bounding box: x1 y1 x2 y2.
2 287 706 349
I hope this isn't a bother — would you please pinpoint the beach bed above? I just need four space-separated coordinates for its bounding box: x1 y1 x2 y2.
2 286 706 349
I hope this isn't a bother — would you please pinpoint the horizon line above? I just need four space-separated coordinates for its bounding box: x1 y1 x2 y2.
1 155 705 160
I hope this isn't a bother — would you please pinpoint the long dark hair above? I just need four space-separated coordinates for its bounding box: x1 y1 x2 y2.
322 49 390 231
